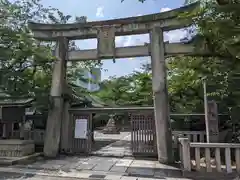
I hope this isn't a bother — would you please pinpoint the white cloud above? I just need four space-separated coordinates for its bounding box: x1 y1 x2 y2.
159 7 188 42
165 29 188 43
96 6 104 18
160 7 171 12
123 36 134 46
116 34 149 47
114 7 187 47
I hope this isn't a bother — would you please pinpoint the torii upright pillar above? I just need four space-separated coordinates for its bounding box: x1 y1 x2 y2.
150 26 173 163
44 37 68 157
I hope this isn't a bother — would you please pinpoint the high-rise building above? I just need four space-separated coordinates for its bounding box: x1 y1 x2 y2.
75 68 101 92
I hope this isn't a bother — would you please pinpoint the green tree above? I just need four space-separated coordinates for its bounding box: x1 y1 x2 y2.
0 0 101 111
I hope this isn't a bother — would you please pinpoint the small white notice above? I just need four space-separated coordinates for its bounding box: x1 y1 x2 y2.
74 119 88 139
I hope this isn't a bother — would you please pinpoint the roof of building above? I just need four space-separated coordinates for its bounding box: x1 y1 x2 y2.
66 83 108 108
0 90 34 107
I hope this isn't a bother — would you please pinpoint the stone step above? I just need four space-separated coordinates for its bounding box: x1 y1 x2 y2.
0 153 41 166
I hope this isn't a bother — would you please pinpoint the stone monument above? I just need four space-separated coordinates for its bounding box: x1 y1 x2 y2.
102 114 120 134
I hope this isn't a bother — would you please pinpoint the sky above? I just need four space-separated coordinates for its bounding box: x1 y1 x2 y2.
40 0 187 80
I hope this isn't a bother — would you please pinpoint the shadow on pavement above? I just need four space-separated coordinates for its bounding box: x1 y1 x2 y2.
91 139 116 152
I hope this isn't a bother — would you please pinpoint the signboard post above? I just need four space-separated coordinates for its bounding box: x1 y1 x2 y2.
74 119 88 139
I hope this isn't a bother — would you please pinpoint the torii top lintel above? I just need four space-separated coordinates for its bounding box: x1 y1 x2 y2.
28 2 199 40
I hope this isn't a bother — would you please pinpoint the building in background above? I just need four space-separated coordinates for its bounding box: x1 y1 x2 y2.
75 68 101 92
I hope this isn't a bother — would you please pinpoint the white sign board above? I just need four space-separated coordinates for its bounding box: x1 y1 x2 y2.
74 119 88 139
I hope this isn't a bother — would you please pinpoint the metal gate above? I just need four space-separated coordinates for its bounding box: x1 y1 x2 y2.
70 113 92 154
130 112 157 157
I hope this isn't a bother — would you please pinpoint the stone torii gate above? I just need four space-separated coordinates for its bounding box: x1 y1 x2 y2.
28 2 210 163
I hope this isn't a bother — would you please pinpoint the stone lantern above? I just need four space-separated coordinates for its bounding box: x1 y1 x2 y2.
102 114 120 134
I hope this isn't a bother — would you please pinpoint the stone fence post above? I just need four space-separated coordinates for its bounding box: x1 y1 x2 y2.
179 138 191 171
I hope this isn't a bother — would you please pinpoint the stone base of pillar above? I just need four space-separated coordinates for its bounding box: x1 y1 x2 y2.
0 140 34 157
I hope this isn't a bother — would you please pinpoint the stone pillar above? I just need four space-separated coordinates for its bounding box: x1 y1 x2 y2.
150 26 173 163
60 101 70 153
44 37 68 158
207 101 219 142
179 138 191 171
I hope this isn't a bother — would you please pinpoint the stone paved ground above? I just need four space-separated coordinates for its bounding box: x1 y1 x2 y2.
0 156 187 180
1 131 238 179
94 131 131 141
0 155 238 180
0 171 193 180
92 131 132 157
0 172 85 180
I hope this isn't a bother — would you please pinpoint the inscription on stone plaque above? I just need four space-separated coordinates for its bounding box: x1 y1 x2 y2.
97 26 115 60
207 101 219 142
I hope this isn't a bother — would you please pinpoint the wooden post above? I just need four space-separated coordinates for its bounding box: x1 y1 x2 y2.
150 26 173 163
44 37 68 158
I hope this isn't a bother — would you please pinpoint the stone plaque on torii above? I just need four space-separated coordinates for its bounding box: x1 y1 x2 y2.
28 2 214 163
97 26 116 61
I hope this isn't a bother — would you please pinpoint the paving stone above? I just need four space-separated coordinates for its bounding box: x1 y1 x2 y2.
27 162 63 170
109 165 128 173
130 160 155 168
104 174 122 180
164 178 192 180
42 164 64 170
159 170 182 178
120 176 138 180
86 170 108 176
153 170 168 178
25 162 45 169
67 172 92 179
60 162 79 170
92 161 115 171
76 162 96 170
89 174 106 179
45 160 69 165
155 163 179 170
137 178 163 180
93 131 132 157
127 167 154 177
115 159 133 167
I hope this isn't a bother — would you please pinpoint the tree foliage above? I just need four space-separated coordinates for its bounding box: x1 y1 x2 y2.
104 0 240 140
0 0 239 140
0 0 101 111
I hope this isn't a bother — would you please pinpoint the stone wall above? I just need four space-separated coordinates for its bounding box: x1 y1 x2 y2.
0 140 34 157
